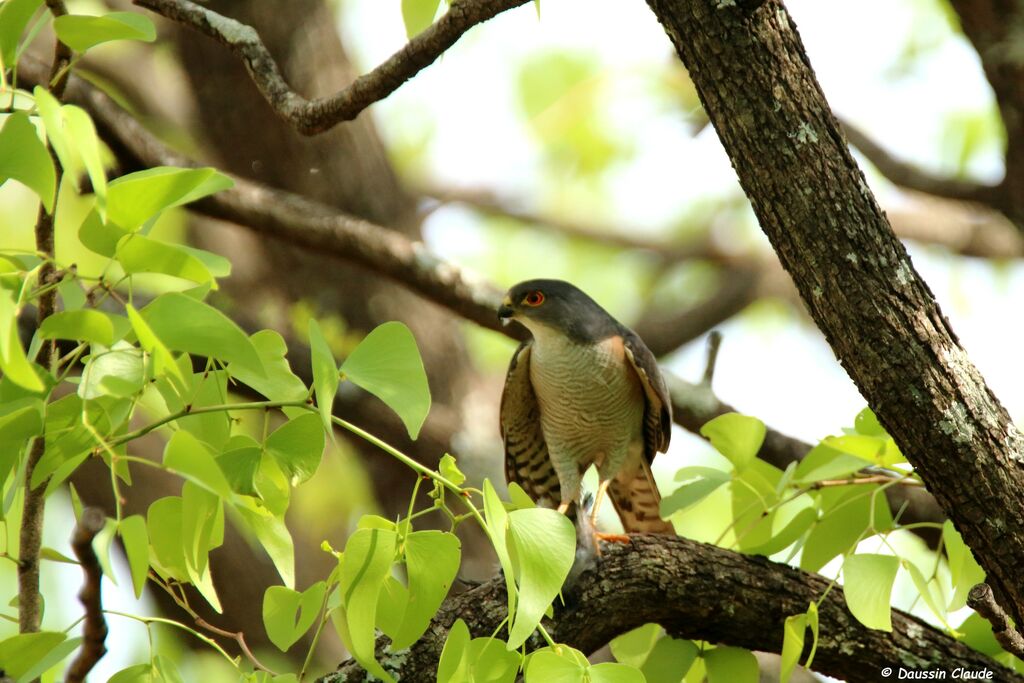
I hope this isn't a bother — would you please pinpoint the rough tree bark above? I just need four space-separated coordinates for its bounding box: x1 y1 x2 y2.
642 0 1024 626
319 536 1020 682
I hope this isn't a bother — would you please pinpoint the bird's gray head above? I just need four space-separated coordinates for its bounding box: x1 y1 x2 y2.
497 279 619 343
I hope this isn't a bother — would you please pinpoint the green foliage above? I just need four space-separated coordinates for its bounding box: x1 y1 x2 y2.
471 481 583 654
308 318 338 433
505 507 576 649
524 645 642 683
437 619 519 683
265 412 325 485
0 631 82 682
79 340 144 399
0 288 44 391
0 0 43 67
639 636 698 683
659 466 730 517
944 520 986 611
341 320 431 439
658 408 977 674
335 527 398 681
39 309 116 345
263 582 326 651
53 11 155 52
699 413 765 471
516 50 632 176
389 530 461 648
34 87 108 208
0 111 55 212
118 514 150 598
800 484 892 573
140 294 263 376
611 625 699 682
401 0 441 38
439 452 466 485
842 554 900 631
106 167 230 230
704 646 758 683
780 611 807 683
609 623 661 668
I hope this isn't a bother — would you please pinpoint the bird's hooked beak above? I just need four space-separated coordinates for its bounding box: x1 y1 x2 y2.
497 296 515 326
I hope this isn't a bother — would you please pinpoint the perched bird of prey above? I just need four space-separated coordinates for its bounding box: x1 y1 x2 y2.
498 279 674 534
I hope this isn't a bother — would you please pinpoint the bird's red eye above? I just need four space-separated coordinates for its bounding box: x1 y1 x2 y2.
523 291 545 307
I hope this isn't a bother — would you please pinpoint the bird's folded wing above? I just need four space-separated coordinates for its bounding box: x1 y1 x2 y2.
499 341 561 506
622 331 673 459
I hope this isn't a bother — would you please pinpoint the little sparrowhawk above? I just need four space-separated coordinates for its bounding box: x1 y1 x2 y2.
498 279 674 534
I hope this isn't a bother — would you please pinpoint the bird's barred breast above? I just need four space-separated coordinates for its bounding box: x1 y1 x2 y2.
529 334 643 462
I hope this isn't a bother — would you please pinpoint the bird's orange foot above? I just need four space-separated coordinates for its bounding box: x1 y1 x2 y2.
595 531 631 545
593 532 630 557
590 532 631 557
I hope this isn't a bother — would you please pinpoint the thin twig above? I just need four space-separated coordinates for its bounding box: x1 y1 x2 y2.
44 0 72 95
701 330 723 387
18 0 71 636
194 617 278 676
967 583 1024 660
809 474 924 489
149 574 279 675
422 184 730 263
65 508 109 683
132 0 530 135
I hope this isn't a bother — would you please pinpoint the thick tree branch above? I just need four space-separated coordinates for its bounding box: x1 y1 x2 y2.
428 181 1024 260
65 508 109 683
131 0 530 135
634 264 762 355
319 535 1018 682
644 0 1024 625
886 198 1024 259
842 119 1006 209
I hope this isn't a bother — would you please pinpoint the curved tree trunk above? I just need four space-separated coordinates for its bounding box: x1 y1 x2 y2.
643 0 1024 625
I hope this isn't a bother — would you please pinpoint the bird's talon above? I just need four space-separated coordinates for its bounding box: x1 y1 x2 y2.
595 532 631 545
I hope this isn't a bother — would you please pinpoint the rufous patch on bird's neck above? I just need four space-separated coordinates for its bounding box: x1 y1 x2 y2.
600 334 627 360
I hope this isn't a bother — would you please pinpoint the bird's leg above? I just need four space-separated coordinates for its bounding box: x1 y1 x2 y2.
556 500 571 515
590 478 611 528
592 478 631 546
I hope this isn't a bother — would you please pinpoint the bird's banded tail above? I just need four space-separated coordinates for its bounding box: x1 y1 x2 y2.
608 460 674 534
